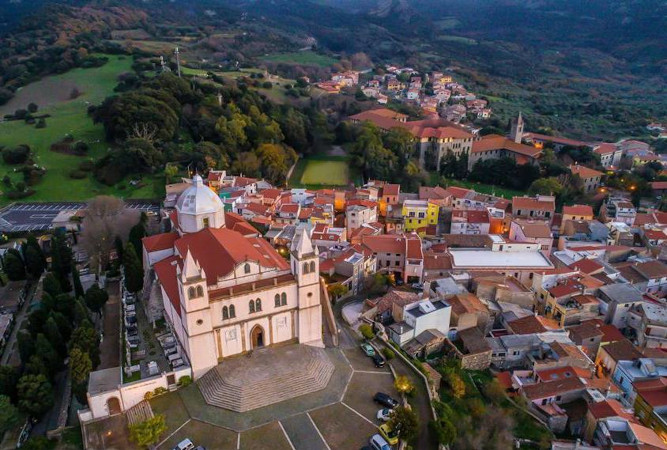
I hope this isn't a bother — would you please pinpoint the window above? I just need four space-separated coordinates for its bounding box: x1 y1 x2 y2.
203 217 210 228
309 261 315 273
395 261 400 266
275 294 281 307
281 293 287 306
196 286 204 297
418 212 425 218
249 300 255 313
303 262 309 274
188 287 195 299
223 306 229 319
229 305 235 318
255 299 262 311
244 263 251 274
513 351 520 356
555 395 561 402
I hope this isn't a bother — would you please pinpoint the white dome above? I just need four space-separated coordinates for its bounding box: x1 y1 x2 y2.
176 175 224 216
175 175 225 234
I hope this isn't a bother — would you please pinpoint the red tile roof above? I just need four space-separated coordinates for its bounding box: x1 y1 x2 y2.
569 258 603 275
563 204 594 217
522 377 586 400
382 184 400 197
143 232 179 253
471 134 541 158
570 164 604 179
512 196 556 212
153 256 181 317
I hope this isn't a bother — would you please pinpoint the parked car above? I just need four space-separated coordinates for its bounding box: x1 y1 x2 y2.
173 438 195 450
373 392 399 408
410 283 424 291
369 434 391 450
379 424 399 446
376 408 393 422
361 343 375 357
372 354 385 368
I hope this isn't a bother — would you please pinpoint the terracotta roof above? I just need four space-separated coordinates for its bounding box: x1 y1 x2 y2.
362 234 405 254
448 293 488 316
406 234 424 260
563 204 594 217
173 228 289 284
524 132 590 148
452 209 490 224
522 377 586 400
635 260 667 279
601 339 642 362
569 258 603 275
512 196 556 212
570 164 604 179
445 186 474 199
382 184 400 196
153 256 181 317
549 279 583 298
349 110 473 140
366 289 419 315
513 219 552 238
143 232 179 253
471 134 541 158
643 229 667 241
419 186 451 201
594 143 619 155
507 315 549 335
535 366 579 383
568 320 605 342
423 252 452 270
589 399 633 420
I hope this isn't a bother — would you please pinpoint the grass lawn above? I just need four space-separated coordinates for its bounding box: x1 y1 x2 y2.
0 54 164 205
150 393 190 435
260 51 338 68
429 173 524 199
300 160 350 186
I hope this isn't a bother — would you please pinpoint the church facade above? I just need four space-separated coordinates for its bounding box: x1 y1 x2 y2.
142 175 323 378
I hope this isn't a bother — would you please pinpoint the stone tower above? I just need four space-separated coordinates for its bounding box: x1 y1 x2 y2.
510 112 524 143
290 231 324 347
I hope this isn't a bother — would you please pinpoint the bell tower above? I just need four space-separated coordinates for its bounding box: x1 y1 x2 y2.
177 249 217 377
290 231 323 347
510 111 524 143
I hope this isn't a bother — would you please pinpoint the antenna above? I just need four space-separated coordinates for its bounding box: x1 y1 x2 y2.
159 56 166 73
174 47 182 78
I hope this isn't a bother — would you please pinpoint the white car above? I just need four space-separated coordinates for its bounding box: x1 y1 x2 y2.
369 434 391 450
376 408 393 422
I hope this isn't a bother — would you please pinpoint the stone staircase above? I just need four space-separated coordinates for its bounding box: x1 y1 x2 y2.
126 400 154 426
197 346 335 412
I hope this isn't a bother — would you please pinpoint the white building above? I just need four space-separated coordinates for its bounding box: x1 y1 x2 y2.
388 299 451 348
346 204 378 234
143 175 323 379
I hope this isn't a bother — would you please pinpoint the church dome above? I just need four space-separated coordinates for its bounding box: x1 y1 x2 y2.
176 175 224 216
175 175 225 234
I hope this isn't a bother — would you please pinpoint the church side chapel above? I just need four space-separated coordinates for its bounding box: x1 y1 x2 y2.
142 175 324 380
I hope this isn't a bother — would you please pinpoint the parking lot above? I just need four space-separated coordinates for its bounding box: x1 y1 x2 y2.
141 346 401 450
0 201 159 232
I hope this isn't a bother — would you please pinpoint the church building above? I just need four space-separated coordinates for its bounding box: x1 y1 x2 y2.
142 175 323 378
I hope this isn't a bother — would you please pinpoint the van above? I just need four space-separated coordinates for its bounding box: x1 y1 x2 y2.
369 434 391 450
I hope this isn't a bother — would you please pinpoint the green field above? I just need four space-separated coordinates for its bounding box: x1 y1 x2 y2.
430 173 523 199
260 51 338 68
0 54 164 205
300 160 350 185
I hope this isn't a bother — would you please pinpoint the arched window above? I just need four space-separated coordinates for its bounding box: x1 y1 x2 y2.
309 261 316 273
281 293 287 306
275 294 281 307
249 300 255 313
196 285 204 297
255 299 262 312
222 306 229 320
244 263 251 274
303 262 309 274
229 305 235 318
188 287 195 299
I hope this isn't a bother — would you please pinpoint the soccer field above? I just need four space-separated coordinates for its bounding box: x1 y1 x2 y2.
300 160 350 186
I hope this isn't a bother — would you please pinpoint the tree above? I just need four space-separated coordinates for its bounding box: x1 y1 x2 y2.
84 284 109 316
327 283 349 300
17 331 35 364
72 269 84 299
123 244 143 294
70 347 92 404
430 418 456 445
42 272 61 298
44 316 66 357
114 235 124 265
17 374 54 417
74 298 90 325
383 128 415 163
359 324 375 340
70 322 100 368
0 395 20 434
255 143 296 186
22 236 45 278
388 406 419 443
0 366 19 402
129 414 167 448
445 372 466 399
128 222 146 261
394 375 415 396
50 234 72 292
27 103 38 113
35 333 60 374
528 177 563 196
3 250 25 281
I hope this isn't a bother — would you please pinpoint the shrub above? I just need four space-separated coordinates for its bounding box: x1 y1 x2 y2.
359 323 375 340
177 375 192 387
2 145 30 165
35 118 46 129
27 103 38 113
24 116 35 125
14 109 27 120
79 160 95 171
143 391 154 400
262 81 273 89
69 170 87 179
74 141 89 155
153 387 167 396
382 348 395 361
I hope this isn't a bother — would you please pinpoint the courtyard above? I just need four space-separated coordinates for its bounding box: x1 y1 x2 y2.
83 346 405 450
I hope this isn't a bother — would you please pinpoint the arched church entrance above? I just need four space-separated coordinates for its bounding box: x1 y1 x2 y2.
250 325 265 349
107 397 122 415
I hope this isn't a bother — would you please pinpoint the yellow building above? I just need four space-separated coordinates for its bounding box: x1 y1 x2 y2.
633 379 667 444
402 200 438 235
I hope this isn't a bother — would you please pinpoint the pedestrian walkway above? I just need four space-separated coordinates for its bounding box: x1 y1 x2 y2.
99 280 120 369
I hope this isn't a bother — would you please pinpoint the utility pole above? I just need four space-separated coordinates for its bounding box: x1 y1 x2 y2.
174 47 182 78
159 56 166 73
